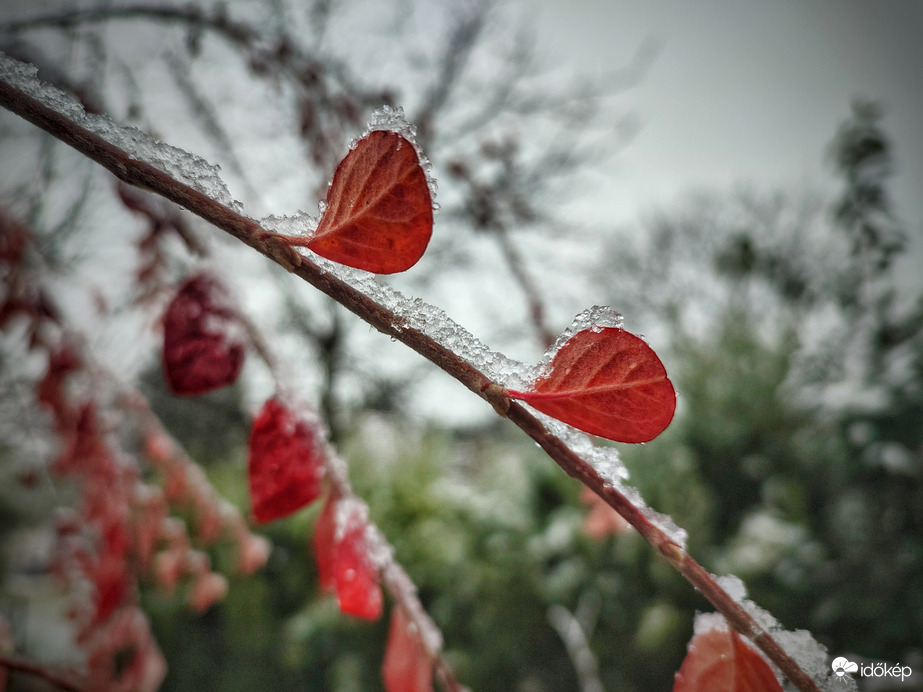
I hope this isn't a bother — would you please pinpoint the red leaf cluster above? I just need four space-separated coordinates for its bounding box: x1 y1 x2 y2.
508 327 676 443
275 130 434 274
314 495 383 620
248 398 325 523
383 606 434 692
161 273 246 395
674 617 782 692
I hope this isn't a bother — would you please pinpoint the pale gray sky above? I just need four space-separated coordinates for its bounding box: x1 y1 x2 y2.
534 0 923 268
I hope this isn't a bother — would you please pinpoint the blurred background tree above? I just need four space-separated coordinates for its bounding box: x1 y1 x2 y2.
1 0 921 690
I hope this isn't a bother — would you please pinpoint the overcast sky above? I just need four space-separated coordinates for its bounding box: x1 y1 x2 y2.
533 0 923 272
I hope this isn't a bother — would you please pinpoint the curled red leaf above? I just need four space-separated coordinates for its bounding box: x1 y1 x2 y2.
383 606 434 692
674 616 782 692
507 327 676 443
161 273 246 396
278 130 433 274
248 398 325 524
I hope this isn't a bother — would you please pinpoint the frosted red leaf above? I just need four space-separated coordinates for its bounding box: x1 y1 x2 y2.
674 621 782 692
335 518 383 620
507 327 676 443
161 273 246 396
279 130 433 274
312 495 383 620
383 606 434 692
248 398 326 523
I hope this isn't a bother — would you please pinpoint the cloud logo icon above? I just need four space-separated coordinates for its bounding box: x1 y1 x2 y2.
832 657 859 678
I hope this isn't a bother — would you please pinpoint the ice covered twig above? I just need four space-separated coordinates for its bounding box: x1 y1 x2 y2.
0 56 820 692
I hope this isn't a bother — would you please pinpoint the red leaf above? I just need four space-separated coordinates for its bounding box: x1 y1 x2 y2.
674 617 782 692
248 398 325 523
280 130 433 274
314 494 338 591
383 607 434 692
507 327 676 443
161 273 246 395
332 508 383 620
312 495 383 620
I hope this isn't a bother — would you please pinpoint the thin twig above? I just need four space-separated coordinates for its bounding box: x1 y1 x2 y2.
0 68 822 692
494 225 556 348
547 605 604 692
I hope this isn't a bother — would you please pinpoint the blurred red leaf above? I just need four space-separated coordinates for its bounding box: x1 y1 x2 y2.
383 606 434 692
161 273 246 396
278 130 433 274
248 398 325 523
334 516 383 620
674 619 782 692
313 494 338 591
91 554 131 625
313 495 383 620
579 486 631 539
507 327 676 443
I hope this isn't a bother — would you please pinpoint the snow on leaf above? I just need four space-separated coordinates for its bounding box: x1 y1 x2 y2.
507 327 676 443
333 512 383 620
674 614 782 692
248 398 325 523
383 606 434 692
161 273 246 396
277 130 434 273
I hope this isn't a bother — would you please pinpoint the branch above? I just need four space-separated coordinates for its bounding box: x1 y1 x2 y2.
108 187 468 688
0 61 822 692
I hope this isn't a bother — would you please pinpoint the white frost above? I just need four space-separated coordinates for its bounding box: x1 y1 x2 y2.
691 610 729 636
710 570 850 690
311 256 534 387
715 573 748 603
528 409 688 549
259 211 319 239
0 51 244 214
533 306 625 382
361 105 439 213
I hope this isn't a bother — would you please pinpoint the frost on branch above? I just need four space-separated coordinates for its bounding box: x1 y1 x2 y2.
383 606 434 692
712 575 850 691
0 52 244 213
674 612 782 692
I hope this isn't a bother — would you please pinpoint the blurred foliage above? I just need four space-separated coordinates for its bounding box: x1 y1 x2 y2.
138 98 922 690
138 420 704 692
